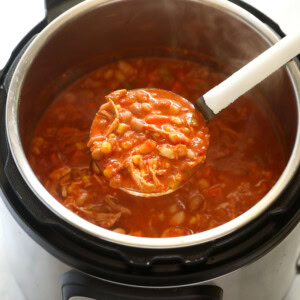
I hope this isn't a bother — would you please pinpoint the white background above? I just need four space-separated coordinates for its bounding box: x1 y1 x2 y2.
0 0 299 299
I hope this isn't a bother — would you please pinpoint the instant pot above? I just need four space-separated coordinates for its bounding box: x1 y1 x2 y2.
0 0 299 299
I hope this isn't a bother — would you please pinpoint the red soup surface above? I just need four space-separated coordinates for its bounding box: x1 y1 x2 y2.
28 57 285 238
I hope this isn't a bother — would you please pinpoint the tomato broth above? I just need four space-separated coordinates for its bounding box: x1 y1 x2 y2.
28 57 285 238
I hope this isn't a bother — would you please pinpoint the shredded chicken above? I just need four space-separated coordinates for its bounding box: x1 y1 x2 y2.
95 212 122 228
105 195 131 215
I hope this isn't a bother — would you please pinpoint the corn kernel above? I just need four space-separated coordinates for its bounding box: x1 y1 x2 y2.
132 155 142 166
100 141 112 153
189 216 197 225
103 167 113 179
116 123 129 134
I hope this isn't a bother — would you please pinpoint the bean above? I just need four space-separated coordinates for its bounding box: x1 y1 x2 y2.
91 148 103 160
136 90 149 103
130 118 145 132
181 127 191 134
189 194 204 211
168 204 177 214
139 140 157 154
171 116 182 125
32 146 40 155
118 61 135 76
61 186 67 198
176 145 187 157
121 141 133 150
158 213 165 221
104 69 114 80
141 103 152 112
119 110 133 123
146 115 170 124
129 102 143 116
100 102 111 111
109 174 121 189
198 178 210 189
115 70 126 82
170 211 185 226
169 132 190 144
156 99 171 108
76 192 88 206
106 89 127 101
169 103 180 115
158 146 175 159
161 226 192 238
187 149 195 159
163 125 175 132
33 137 44 146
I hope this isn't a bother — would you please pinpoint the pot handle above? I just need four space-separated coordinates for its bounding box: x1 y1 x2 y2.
61 270 223 300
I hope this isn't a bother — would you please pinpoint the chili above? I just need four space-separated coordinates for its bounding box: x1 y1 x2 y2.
28 57 285 238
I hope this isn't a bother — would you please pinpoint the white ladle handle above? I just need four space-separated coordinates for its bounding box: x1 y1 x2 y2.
197 33 300 119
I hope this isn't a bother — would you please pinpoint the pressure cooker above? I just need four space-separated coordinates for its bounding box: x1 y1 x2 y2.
0 0 299 299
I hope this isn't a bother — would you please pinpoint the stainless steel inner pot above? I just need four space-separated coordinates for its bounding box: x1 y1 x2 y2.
6 0 300 248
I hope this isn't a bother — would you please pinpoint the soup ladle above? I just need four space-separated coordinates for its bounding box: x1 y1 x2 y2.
94 32 300 197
